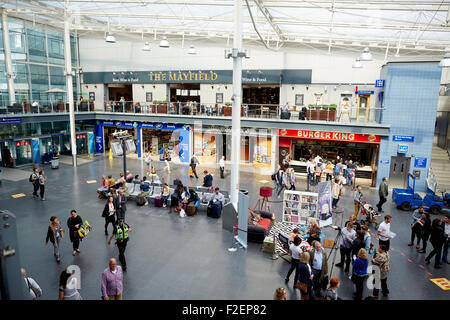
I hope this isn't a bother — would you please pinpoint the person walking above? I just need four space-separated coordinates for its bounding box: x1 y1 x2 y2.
288 168 296 190
190 155 199 179
331 178 341 209
297 252 313 300
58 269 82 300
306 158 315 187
164 149 171 173
21 268 42 300
309 241 328 299
45 216 64 263
219 155 225 179
38 170 46 201
102 196 116 235
377 215 393 251
352 248 369 300
273 164 282 195
417 211 432 253
276 168 289 198
425 218 446 268
409 206 425 248
335 222 356 273
443 214 450 264
353 185 363 219
369 244 390 298
115 189 127 221
376 178 389 213
101 258 123 300
144 151 152 177
162 183 170 208
108 219 133 272
67 209 83 256
285 236 302 288
30 167 40 197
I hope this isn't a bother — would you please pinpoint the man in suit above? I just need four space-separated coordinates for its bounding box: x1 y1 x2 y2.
115 189 127 221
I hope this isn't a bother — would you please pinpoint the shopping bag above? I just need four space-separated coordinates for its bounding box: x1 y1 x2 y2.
188 169 193 176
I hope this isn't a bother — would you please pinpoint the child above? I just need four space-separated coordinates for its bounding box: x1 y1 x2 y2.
174 203 187 217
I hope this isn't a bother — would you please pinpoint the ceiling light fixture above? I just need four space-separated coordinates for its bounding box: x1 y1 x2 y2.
159 36 169 48
143 42 151 51
360 47 372 61
352 58 363 68
188 45 196 55
439 53 450 67
105 32 116 43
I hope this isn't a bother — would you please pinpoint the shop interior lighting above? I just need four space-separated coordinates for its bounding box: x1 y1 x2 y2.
360 47 372 61
352 58 363 68
439 53 450 67
159 36 169 48
143 42 151 51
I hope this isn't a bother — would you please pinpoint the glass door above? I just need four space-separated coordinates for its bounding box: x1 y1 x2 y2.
13 140 33 166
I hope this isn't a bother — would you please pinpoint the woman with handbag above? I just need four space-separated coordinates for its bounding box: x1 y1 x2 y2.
67 209 83 256
367 244 390 298
21 268 42 300
331 178 342 209
45 216 64 263
296 252 313 300
352 248 369 300
102 196 116 236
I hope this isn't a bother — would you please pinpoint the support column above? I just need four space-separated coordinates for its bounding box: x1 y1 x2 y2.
2 10 15 105
64 11 77 166
271 128 278 173
230 0 243 210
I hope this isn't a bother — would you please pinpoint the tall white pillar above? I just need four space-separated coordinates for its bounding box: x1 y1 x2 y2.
1 10 15 105
64 11 77 166
230 0 243 210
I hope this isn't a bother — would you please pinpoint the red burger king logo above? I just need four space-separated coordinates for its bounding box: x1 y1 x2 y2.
368 135 376 142
280 129 287 136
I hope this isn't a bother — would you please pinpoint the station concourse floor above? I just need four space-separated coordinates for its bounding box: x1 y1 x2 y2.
1 155 449 300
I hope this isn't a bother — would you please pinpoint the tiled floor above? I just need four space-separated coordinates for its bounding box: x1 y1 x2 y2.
0 155 449 300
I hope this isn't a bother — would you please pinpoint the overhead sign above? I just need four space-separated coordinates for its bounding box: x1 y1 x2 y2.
380 159 390 165
398 145 409 154
0 117 22 125
393 135 414 142
375 80 385 88
414 157 427 168
83 69 313 85
356 90 375 95
278 129 380 144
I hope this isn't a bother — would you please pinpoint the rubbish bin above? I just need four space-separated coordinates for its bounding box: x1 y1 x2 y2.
51 156 59 169
240 189 249 196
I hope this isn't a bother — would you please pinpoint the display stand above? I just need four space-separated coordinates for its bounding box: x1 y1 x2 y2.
282 190 318 225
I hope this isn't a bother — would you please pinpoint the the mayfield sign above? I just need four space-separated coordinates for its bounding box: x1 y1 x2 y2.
278 129 380 144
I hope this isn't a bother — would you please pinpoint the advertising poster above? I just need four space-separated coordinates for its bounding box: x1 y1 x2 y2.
317 181 333 227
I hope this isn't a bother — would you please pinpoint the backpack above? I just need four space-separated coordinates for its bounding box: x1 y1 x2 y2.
136 195 146 206
29 174 34 183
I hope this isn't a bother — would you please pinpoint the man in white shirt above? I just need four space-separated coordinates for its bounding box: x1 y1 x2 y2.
21 268 42 300
314 154 323 166
336 222 356 272
306 158 315 187
377 215 393 251
144 152 152 176
309 241 328 299
219 156 225 179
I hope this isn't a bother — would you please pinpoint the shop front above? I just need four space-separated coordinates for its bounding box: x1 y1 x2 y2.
193 126 272 168
278 129 380 186
102 121 137 154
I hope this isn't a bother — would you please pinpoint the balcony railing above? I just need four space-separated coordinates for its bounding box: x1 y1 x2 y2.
0 100 385 124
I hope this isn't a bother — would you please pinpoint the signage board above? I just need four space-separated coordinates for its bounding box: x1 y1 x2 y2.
356 90 375 95
375 80 385 88
393 135 414 142
398 145 409 154
414 157 427 168
380 159 390 165
0 117 22 125
278 129 380 144
83 69 312 85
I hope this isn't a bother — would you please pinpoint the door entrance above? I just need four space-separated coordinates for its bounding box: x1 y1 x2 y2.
357 95 370 120
389 156 411 189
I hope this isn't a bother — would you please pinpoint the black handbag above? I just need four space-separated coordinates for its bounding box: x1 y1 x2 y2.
321 275 329 290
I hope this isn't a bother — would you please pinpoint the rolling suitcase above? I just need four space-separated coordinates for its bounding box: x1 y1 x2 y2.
186 203 196 216
207 201 222 218
154 196 163 207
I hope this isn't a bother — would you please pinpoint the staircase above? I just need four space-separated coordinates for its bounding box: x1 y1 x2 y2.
430 145 450 192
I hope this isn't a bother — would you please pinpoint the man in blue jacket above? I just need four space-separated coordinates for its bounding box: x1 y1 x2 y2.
203 170 213 188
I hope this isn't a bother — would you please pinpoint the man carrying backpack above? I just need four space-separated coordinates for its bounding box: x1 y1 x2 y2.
30 168 40 197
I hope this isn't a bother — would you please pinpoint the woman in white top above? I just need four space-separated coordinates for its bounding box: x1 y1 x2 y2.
21 268 42 300
285 236 302 288
144 152 152 176
58 270 82 300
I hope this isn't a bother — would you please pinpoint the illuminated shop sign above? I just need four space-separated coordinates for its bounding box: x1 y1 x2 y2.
83 69 312 85
278 129 380 143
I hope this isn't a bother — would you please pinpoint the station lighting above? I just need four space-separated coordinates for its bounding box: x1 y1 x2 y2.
159 36 169 48
439 53 450 67
352 57 363 68
188 45 197 55
360 47 373 61
105 32 116 43
143 42 151 51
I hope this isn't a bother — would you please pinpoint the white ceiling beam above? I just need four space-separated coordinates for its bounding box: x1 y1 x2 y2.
252 0 285 42
7 8 449 33
29 0 450 12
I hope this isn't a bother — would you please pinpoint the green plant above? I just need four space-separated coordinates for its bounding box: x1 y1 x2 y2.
225 102 232 106
82 99 89 103
21 98 27 103
57 99 63 103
